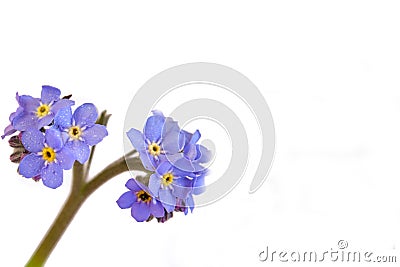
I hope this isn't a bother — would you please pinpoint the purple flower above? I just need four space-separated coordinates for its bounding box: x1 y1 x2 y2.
149 161 195 212
116 178 165 222
126 111 182 171
54 103 108 164
18 128 74 188
12 85 74 131
2 93 23 139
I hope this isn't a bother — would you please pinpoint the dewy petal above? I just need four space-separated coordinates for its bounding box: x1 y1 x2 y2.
144 115 165 142
51 99 75 114
37 114 55 129
148 173 161 196
41 85 61 104
12 113 38 131
150 201 165 218
54 107 72 129
81 124 108 146
41 163 63 189
159 189 176 213
116 191 136 209
56 146 75 170
125 178 142 192
21 128 45 153
45 128 63 150
66 141 89 164
131 202 151 222
19 154 44 178
126 128 146 151
73 103 98 127
19 95 40 112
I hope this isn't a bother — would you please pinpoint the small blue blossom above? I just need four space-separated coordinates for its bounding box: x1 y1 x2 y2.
117 178 165 222
126 111 182 171
149 161 195 212
2 93 23 139
12 85 74 131
54 103 108 164
18 128 74 188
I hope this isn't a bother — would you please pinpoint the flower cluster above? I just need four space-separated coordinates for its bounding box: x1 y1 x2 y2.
3 86 108 188
117 111 211 222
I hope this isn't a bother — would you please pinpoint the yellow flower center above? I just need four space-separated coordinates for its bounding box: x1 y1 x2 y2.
36 104 50 118
68 126 82 140
162 172 174 187
148 142 161 156
136 190 152 204
42 147 56 163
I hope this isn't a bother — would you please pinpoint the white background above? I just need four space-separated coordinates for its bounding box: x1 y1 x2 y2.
1 1 400 266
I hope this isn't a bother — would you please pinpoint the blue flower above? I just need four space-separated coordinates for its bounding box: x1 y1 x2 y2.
2 93 23 139
166 129 212 172
148 161 195 212
12 85 74 131
54 103 108 164
18 128 74 188
116 178 165 222
126 111 181 171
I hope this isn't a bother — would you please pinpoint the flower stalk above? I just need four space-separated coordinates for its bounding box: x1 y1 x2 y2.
25 150 147 267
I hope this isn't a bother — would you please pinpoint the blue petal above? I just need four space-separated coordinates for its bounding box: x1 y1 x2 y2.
159 189 175 212
193 174 206 195
190 130 201 144
41 85 61 104
138 152 157 171
183 143 197 160
51 99 75 114
186 194 195 213
148 173 161 196
173 178 192 199
73 103 98 127
54 108 72 129
150 201 165 218
156 161 172 176
21 129 45 153
126 128 146 151
45 128 63 150
65 141 89 164
41 163 63 189
161 118 182 154
166 154 195 172
12 113 38 131
82 124 108 146
116 191 136 209
56 146 75 170
19 95 40 112
144 115 165 142
19 154 44 178
1 124 15 139
195 144 212 163
125 178 141 192
131 202 151 222
37 114 54 129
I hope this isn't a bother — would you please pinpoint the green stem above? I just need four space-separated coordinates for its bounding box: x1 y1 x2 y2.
25 151 145 267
